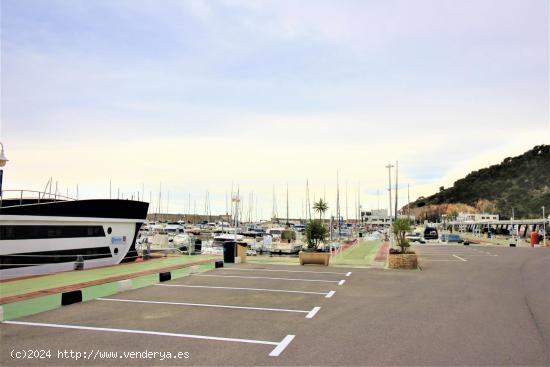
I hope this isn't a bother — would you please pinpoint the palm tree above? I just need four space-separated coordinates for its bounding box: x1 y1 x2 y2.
313 198 329 221
392 217 411 253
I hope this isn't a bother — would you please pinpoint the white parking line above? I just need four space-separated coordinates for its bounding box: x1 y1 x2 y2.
461 254 498 257
192 274 343 284
269 335 295 357
97 298 321 318
155 284 335 297
417 252 476 255
2 321 294 357
452 254 468 262
421 259 460 262
222 268 350 276
305 307 321 319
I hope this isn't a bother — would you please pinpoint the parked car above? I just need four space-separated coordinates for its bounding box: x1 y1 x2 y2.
405 232 426 244
423 227 439 240
440 233 464 243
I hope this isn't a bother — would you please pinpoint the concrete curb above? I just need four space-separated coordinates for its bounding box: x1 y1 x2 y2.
0 262 215 322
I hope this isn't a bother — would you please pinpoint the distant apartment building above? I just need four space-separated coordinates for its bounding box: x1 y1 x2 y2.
456 213 499 222
361 209 391 225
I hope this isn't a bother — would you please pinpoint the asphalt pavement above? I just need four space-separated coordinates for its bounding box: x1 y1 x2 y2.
1 245 549 366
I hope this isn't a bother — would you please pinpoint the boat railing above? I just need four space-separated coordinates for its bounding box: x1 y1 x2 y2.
1 189 76 206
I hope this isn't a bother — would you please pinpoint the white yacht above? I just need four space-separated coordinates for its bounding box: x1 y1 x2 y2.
0 190 149 279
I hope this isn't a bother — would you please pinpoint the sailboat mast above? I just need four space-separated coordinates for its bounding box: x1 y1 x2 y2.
286 183 289 227
272 185 277 221
407 183 410 219
336 172 340 236
345 181 348 224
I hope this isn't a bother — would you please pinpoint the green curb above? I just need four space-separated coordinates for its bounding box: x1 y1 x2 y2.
1 294 61 321
0 262 215 321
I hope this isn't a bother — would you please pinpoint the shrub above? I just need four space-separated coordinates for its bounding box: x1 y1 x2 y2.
392 217 411 254
305 220 328 251
281 230 296 243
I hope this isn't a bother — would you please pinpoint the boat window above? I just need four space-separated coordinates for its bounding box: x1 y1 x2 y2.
0 225 106 240
0 246 112 269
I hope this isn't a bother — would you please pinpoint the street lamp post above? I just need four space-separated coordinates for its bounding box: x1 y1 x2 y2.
0 142 8 167
543 206 546 246
0 142 8 205
386 164 394 248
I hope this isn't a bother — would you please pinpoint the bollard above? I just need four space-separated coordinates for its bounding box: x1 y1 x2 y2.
62 290 82 306
159 272 171 282
74 255 84 270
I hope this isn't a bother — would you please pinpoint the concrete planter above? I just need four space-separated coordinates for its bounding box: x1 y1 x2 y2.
387 253 418 269
299 251 330 266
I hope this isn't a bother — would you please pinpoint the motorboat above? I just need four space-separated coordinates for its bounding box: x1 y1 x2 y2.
0 190 148 279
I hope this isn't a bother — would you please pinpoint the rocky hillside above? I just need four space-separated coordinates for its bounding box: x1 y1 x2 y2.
409 145 550 219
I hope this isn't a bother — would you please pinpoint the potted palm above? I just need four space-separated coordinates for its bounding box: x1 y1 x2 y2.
387 218 418 269
299 219 330 266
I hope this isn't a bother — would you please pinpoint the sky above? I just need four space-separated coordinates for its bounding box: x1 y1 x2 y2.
1 0 548 219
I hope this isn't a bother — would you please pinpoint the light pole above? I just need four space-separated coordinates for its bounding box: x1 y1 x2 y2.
0 142 8 167
394 161 398 224
0 142 8 204
543 206 546 246
386 164 394 247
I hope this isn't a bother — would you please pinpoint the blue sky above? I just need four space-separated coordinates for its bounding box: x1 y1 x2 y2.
1 0 548 217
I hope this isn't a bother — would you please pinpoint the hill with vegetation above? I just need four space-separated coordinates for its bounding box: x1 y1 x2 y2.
409 145 550 220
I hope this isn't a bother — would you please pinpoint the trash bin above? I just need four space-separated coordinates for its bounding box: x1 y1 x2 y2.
530 232 539 247
223 241 236 263
194 239 202 254
236 242 248 264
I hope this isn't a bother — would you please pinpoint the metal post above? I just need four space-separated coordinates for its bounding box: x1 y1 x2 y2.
543 206 546 246
394 161 398 223
386 164 394 247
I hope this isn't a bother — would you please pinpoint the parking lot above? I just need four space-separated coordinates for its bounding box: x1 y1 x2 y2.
0 264 355 365
2 244 549 366
414 243 498 263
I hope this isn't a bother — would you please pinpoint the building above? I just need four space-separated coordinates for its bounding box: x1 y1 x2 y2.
361 209 391 225
456 213 499 222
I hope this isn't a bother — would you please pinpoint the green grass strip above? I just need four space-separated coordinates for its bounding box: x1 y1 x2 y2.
0 256 218 298
331 240 382 266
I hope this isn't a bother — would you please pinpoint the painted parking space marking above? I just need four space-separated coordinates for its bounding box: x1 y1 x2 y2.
269 335 295 357
192 274 344 284
338 279 346 286
421 259 461 262
417 252 477 255
222 268 351 276
452 254 468 262
155 284 336 298
305 307 321 319
2 321 294 357
461 254 498 257
97 298 321 318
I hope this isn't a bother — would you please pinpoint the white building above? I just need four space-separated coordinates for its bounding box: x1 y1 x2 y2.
361 209 391 225
456 213 499 222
